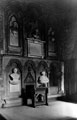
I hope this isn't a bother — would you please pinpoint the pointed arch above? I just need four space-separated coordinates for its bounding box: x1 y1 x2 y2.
37 61 49 76
23 60 36 84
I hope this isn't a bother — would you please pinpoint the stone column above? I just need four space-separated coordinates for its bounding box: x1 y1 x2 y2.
61 62 64 94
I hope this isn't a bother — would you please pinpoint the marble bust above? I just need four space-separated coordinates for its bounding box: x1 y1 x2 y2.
9 68 21 92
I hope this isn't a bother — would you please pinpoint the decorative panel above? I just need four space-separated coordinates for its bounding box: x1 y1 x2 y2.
24 68 34 83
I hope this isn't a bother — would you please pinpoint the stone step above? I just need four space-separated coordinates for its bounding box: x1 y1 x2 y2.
48 94 64 102
3 98 22 108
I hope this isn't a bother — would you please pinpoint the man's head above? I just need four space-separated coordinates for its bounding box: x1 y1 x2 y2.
13 68 18 73
42 71 46 76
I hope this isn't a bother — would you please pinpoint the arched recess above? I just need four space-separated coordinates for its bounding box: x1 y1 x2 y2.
37 61 49 75
7 13 23 54
36 61 49 87
5 59 22 97
5 2 23 54
5 59 22 73
49 62 61 86
23 60 36 86
49 62 63 94
9 15 19 47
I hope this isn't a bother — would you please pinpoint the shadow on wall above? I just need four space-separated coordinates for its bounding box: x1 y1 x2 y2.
0 114 6 120
57 93 77 104
55 118 77 120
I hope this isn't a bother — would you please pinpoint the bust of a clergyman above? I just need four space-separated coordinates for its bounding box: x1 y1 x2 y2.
9 68 20 85
38 71 49 87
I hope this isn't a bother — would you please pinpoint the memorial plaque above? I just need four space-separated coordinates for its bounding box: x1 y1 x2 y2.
27 38 45 58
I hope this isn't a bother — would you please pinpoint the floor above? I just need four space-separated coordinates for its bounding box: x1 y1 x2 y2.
0 100 77 120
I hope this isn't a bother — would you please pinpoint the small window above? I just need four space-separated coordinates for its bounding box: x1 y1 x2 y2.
9 16 19 47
